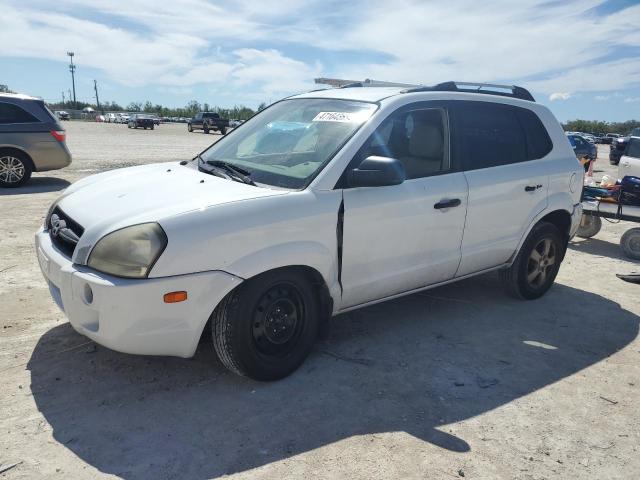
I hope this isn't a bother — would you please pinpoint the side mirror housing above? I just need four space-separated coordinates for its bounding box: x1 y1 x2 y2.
348 156 406 188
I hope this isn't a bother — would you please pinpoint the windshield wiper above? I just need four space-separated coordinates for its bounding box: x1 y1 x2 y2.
195 154 228 180
206 159 256 186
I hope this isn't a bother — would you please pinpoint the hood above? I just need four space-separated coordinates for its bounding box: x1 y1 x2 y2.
57 162 288 251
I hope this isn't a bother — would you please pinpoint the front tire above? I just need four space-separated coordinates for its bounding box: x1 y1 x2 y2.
0 151 32 188
188 123 193 132
500 222 564 300
220 126 227 135
211 270 320 381
203 124 209 134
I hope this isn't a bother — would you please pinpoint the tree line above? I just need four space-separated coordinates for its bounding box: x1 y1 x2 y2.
44 98 267 121
562 119 640 135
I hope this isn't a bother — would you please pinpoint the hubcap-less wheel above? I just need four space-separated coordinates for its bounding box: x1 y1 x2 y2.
0 156 25 184
527 238 556 288
252 283 304 357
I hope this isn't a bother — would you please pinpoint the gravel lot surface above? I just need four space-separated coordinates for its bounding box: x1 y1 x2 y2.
1 122 638 479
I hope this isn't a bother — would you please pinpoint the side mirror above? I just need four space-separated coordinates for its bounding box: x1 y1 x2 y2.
348 156 406 188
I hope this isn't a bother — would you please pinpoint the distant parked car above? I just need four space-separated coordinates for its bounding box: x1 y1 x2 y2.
630 128 640 137
128 114 155 130
105 113 118 123
187 112 229 134
147 114 160 126
567 134 597 160
55 110 70 121
0 93 72 187
602 133 621 145
610 137 629 165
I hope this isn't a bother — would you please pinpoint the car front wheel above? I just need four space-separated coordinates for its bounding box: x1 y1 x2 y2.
500 222 564 300
211 269 320 381
188 123 193 132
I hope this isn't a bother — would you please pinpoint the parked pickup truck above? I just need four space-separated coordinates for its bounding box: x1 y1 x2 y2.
187 112 229 135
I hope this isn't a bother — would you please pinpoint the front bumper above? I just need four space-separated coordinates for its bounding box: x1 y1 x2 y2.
569 202 583 239
35 227 242 358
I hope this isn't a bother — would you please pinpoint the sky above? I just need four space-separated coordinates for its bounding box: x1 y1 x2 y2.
1 0 640 122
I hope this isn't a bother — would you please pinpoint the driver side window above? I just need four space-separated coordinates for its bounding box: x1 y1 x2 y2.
357 107 449 180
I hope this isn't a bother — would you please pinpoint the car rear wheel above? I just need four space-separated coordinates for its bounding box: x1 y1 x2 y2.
203 124 210 134
220 126 227 135
211 269 320 381
188 123 193 132
500 222 564 300
0 152 32 188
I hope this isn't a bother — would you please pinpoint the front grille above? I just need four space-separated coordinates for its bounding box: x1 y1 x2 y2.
48 206 84 258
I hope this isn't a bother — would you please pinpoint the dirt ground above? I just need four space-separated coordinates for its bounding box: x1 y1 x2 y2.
1 122 638 480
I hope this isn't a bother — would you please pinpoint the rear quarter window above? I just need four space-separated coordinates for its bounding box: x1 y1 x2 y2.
0 102 39 124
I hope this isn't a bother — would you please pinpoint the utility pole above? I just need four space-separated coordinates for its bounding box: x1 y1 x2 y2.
67 52 76 108
62 91 65 106
93 80 102 113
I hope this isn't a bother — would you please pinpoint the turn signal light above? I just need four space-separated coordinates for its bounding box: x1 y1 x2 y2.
164 291 187 303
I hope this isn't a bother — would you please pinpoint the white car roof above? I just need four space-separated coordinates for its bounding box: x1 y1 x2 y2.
0 92 40 101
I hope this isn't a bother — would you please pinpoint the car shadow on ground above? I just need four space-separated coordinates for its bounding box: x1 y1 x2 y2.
28 274 639 479
0 177 70 196
569 237 638 263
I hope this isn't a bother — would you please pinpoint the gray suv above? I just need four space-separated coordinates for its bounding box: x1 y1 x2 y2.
0 93 72 187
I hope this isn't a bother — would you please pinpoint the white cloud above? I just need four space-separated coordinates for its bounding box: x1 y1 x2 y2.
594 95 610 101
1 0 640 100
624 97 640 103
550 92 571 101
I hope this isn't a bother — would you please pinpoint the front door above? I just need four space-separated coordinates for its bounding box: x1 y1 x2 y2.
339 105 468 308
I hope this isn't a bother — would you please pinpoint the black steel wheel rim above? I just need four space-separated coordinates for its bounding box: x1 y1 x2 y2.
252 282 305 357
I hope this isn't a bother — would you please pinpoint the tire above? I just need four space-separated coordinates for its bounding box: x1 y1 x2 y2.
220 126 227 135
620 228 640 260
128 124 131 128
143 126 147 130
211 269 320 381
151 125 154 130
188 123 193 132
500 222 564 300
203 124 209 134
576 213 602 238
0 151 32 188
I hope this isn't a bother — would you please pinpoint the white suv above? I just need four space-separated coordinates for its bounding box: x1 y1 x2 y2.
35 82 583 380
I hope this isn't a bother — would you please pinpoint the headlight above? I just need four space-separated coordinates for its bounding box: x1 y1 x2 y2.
87 223 167 278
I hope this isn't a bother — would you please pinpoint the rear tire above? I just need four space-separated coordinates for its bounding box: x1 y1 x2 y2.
188 123 193 132
0 151 32 188
620 228 640 260
576 213 602 238
203 124 209 134
500 222 564 300
211 269 320 381
220 126 227 135
151 125 154 130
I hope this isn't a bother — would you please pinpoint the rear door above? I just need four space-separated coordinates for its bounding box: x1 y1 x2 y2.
452 101 552 276
339 103 469 308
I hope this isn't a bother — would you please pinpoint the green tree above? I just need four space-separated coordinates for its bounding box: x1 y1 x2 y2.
257 102 267 112
0 84 14 93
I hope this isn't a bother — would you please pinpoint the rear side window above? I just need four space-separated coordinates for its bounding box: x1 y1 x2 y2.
517 109 552 159
456 102 526 170
627 137 640 159
0 102 39 124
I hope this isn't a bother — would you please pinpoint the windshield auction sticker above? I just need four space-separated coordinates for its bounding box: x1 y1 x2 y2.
313 112 361 122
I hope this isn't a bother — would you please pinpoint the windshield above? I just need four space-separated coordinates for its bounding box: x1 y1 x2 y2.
199 98 377 189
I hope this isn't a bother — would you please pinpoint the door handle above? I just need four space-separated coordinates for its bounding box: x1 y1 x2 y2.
434 198 461 209
525 184 543 192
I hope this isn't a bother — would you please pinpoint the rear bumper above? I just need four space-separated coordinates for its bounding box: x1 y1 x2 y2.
32 141 72 171
35 227 243 358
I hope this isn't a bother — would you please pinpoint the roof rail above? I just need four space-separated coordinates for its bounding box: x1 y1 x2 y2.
314 77 421 88
403 81 536 102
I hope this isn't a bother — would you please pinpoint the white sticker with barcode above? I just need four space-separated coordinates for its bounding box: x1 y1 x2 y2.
312 112 358 122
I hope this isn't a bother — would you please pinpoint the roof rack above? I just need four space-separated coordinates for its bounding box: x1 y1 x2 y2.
403 81 536 102
314 77 420 88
